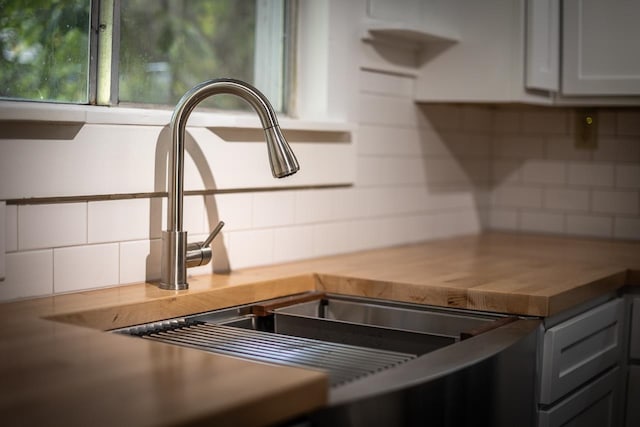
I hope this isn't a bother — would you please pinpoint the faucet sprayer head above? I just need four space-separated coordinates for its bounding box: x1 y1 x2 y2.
265 125 300 178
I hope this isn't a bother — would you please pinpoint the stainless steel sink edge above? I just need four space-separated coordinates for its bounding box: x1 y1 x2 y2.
328 318 542 405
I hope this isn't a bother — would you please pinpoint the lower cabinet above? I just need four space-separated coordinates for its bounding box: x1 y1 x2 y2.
539 367 620 427
537 297 624 427
627 367 640 427
626 297 640 427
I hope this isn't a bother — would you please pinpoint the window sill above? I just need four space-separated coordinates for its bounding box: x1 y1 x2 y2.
0 100 354 133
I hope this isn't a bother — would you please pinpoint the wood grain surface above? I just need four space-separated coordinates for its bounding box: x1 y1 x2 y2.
1 232 639 426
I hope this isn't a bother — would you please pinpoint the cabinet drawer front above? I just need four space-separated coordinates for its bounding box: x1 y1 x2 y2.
540 298 623 404
538 367 619 427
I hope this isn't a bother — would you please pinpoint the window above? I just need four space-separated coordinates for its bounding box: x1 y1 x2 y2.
0 0 91 103
0 0 293 112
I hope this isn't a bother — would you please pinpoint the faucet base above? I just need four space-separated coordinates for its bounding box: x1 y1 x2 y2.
159 230 189 290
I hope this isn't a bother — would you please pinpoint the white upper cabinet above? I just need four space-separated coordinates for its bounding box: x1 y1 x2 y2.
413 0 526 103
407 0 640 104
525 0 559 92
562 0 640 96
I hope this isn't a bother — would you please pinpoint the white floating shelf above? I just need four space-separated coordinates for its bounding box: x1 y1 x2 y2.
362 19 459 45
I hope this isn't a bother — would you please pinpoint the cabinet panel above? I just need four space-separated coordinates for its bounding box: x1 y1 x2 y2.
539 367 619 427
563 0 640 95
627 366 640 427
539 298 623 404
525 0 559 92
631 297 640 359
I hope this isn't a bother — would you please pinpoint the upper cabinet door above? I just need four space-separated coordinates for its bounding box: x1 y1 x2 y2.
525 0 559 92
562 0 640 96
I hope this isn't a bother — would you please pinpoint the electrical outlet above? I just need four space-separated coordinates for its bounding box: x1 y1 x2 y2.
574 109 598 150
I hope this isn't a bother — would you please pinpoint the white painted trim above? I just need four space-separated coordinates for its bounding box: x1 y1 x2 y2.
0 100 353 132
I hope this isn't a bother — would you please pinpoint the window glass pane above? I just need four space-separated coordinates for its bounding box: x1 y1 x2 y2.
119 0 269 111
0 0 90 103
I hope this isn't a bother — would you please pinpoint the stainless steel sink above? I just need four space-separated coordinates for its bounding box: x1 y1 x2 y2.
218 294 500 356
115 292 541 427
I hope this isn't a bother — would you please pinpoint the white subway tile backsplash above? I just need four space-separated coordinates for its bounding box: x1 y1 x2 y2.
614 217 640 240
522 110 568 135
593 138 640 163
333 188 368 220
5 204 17 252
358 93 418 127
492 185 543 209
592 190 639 215
614 138 640 163
348 218 390 251
183 196 207 235
0 250 53 300
494 110 521 134
568 163 615 187
545 137 591 161
428 209 481 239
444 134 491 158
213 193 252 231
419 105 463 131
273 225 314 263
252 191 295 228
520 211 564 234
428 191 477 212
494 136 545 159
617 111 640 136
615 165 640 188
522 161 566 185
420 130 454 157
356 157 388 187
313 222 350 257
543 188 589 211
492 160 522 184
19 203 87 250
401 214 433 243
424 158 470 186
394 186 432 214
596 111 616 136
567 215 612 238
295 189 336 224
358 125 421 156
119 239 161 284
156 196 205 237
54 243 119 293
359 70 414 97
227 229 274 270
462 106 494 133
489 209 518 230
88 199 151 244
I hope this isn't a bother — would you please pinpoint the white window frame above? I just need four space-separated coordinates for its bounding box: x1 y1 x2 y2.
0 0 357 128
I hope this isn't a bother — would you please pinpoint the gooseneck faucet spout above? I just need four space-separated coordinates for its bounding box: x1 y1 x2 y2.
159 78 300 290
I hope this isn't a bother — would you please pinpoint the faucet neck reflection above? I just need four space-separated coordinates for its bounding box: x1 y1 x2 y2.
159 79 299 291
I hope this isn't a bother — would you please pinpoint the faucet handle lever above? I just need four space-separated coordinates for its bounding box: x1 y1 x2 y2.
202 221 225 248
185 221 225 268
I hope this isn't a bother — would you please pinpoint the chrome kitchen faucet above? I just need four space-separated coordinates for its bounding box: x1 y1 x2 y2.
160 78 300 290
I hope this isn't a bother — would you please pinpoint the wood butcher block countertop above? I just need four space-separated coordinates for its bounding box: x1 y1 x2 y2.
2 232 640 426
